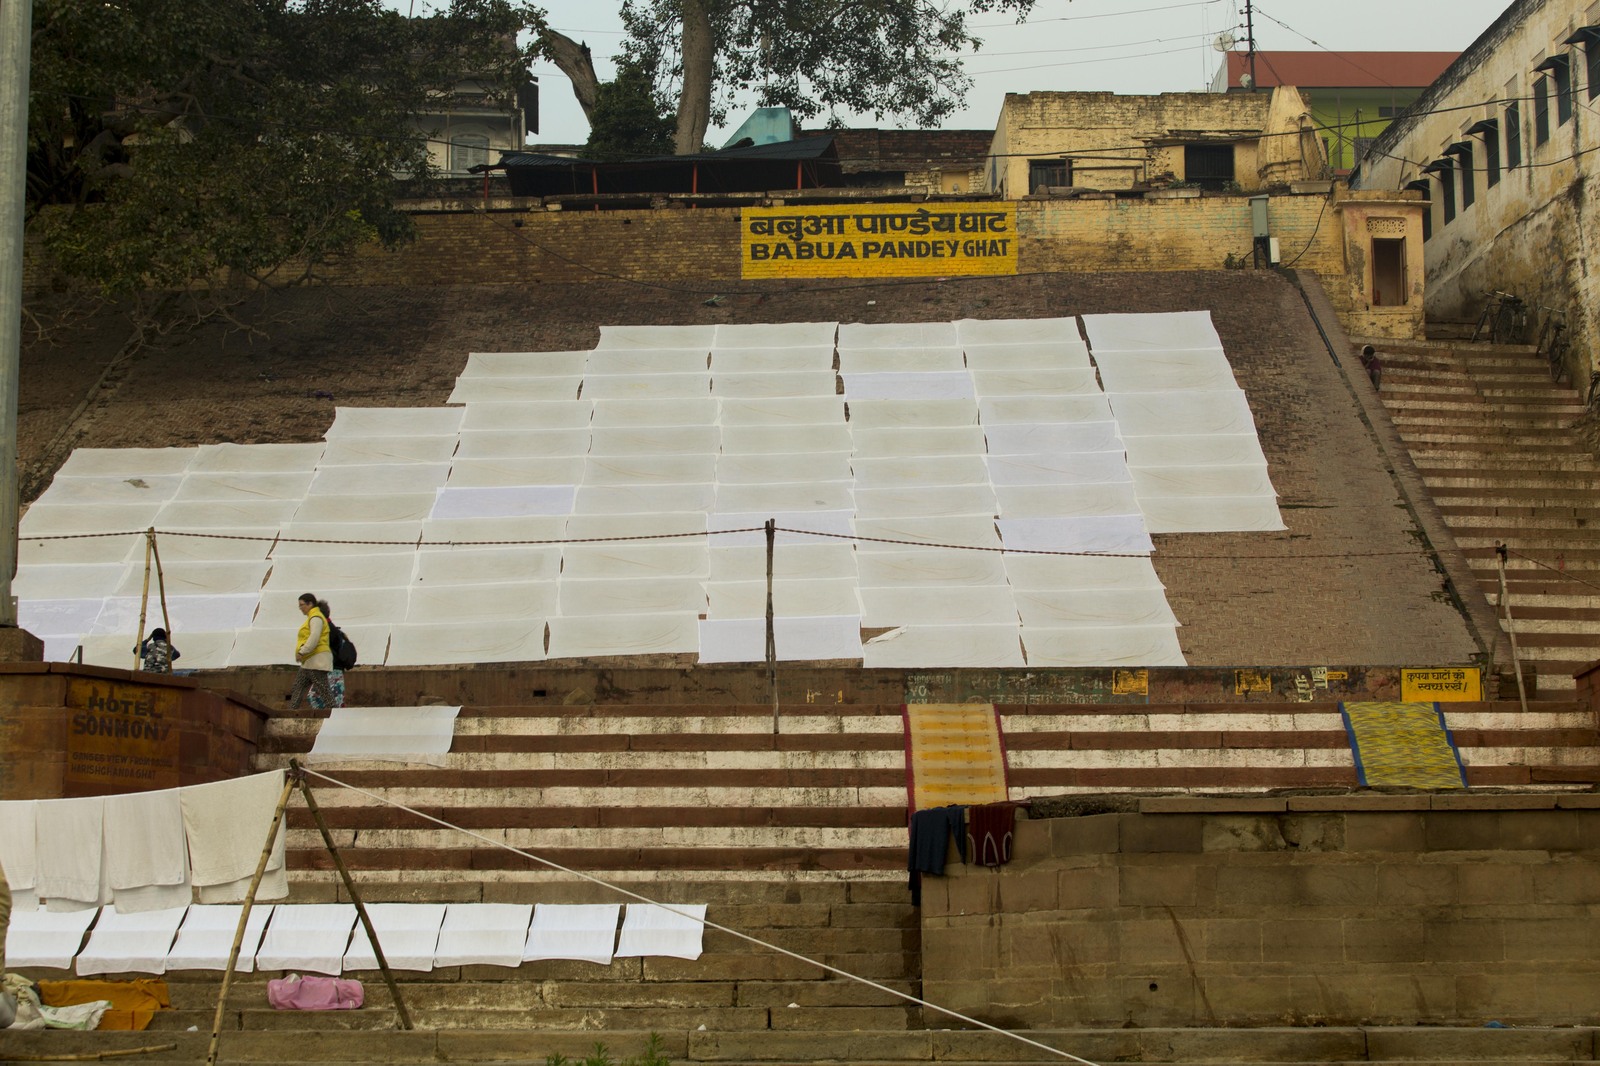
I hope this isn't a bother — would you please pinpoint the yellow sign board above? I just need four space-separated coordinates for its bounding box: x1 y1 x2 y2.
1234 669 1273 695
64 678 182 793
741 204 1018 279
1112 669 1149 696
1400 668 1481 702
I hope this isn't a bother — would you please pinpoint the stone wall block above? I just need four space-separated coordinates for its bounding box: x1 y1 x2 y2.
1375 862 1458 906
1344 812 1426 852
1424 918 1506 962
1049 812 1120 855
1343 917 1426 962
1057 866 1120 911
1118 862 1200 907
1120 813 1203 854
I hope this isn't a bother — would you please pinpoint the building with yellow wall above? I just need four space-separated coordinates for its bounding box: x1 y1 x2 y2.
984 87 1328 198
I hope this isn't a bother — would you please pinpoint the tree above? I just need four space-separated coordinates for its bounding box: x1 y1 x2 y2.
583 59 677 161
27 0 546 295
541 0 1038 156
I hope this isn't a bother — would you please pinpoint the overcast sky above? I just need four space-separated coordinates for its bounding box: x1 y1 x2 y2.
524 0 1516 146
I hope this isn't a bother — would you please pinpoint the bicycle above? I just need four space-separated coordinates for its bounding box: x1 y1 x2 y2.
1534 306 1569 383
1471 290 1528 344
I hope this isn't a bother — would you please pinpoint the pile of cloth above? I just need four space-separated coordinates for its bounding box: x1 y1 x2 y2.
2 974 169 1030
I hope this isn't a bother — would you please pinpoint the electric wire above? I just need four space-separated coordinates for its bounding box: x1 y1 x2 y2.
20 526 1440 563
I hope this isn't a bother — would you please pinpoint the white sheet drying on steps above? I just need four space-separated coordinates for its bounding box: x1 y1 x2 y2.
343 903 448 972
523 903 623 965
75 904 189 976
6 906 98 969
614 903 708 961
254 903 358 975
433 904 534 968
307 706 462 765
166 904 275 971
1080 309 1223 352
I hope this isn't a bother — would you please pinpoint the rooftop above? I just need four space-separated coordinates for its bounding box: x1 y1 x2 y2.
1216 50 1460 90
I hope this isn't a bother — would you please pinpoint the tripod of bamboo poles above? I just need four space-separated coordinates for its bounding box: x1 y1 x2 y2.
205 762 413 1066
132 527 172 673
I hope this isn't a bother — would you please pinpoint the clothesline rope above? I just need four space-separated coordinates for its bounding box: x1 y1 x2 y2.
296 765 1101 1066
21 526 1434 562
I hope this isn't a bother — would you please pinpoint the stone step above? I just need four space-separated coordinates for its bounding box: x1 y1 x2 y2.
1434 489 1600 505
1403 437 1592 453
1428 479 1600 494
1391 415 1581 432
3 1025 1596 1065
1477 584 1600 605
1412 453 1600 469
1457 534 1600 551
1381 363 1561 383
1384 398 1584 416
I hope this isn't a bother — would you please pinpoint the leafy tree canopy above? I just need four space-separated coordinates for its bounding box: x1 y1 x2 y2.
28 0 546 295
583 58 676 161
594 0 1039 153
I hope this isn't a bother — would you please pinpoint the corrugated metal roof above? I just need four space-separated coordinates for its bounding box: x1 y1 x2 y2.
1220 51 1460 89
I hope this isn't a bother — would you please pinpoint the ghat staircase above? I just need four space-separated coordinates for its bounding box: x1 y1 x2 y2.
5 674 1599 1065
1367 337 1600 694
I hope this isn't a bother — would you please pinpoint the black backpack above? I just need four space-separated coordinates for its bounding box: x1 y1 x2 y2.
328 623 358 670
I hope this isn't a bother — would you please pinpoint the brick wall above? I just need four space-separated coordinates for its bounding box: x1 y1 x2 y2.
310 193 1347 289
1016 194 1343 274
317 206 744 286
922 795 1600 1028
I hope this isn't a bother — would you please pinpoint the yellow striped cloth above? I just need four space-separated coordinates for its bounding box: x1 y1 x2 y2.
903 703 1010 812
1340 700 1466 789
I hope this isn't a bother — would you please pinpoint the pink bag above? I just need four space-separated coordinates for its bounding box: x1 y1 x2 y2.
266 974 365 1010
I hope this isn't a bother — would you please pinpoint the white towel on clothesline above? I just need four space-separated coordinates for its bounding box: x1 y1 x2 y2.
104 788 191 913
180 770 288 903
34 796 106 905
0 799 39 891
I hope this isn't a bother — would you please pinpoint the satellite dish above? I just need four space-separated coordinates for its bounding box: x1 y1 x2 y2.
1240 72 1254 89
1213 31 1238 52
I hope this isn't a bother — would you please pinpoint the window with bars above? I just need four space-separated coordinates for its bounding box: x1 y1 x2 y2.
1182 144 1235 189
1506 101 1523 167
450 133 490 174
1028 160 1069 191
1534 76 1551 144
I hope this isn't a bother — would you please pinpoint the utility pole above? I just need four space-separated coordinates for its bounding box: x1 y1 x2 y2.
1245 0 1258 92
0 0 32 628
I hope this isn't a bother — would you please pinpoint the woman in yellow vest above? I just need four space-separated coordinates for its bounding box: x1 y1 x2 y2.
287 592 334 710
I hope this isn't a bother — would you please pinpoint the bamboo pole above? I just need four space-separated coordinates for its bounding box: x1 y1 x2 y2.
290 759 414 1030
148 529 172 648
133 529 154 670
205 772 297 1066
1496 544 1529 714
765 518 778 735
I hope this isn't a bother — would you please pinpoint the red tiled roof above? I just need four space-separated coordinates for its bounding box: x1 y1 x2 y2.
1221 51 1459 89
